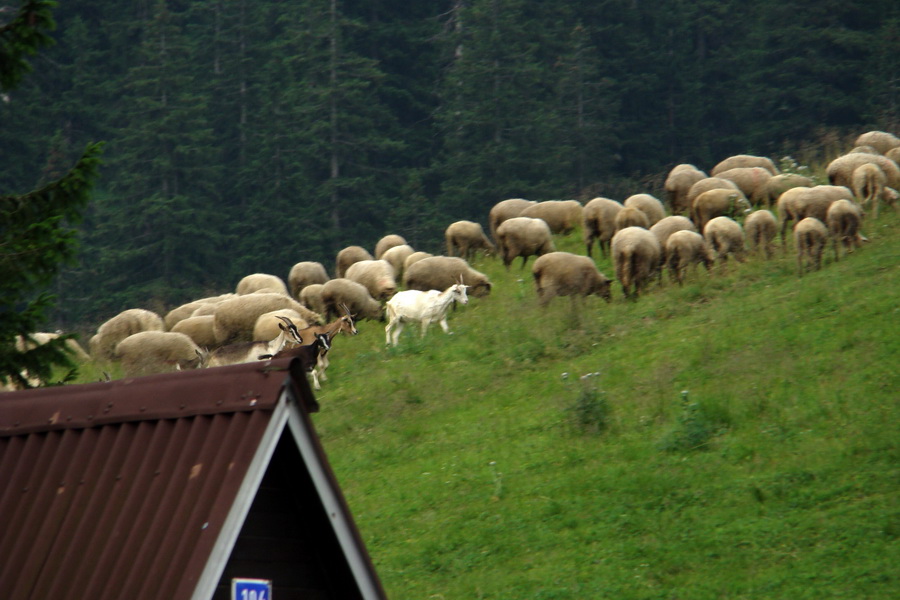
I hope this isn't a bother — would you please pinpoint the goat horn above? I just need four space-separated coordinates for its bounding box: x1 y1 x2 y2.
275 315 295 326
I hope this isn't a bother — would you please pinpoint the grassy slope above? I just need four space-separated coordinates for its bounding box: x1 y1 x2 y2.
312 211 899 599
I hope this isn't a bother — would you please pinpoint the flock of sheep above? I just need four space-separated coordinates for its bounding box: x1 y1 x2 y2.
7 130 898 391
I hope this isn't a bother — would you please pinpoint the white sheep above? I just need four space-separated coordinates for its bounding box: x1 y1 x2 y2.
374 234 407 259
762 173 814 209
381 244 416 279
253 309 308 342
91 308 166 362
854 130 900 155
212 293 322 345
489 198 537 241
531 252 611 306
703 216 746 267
623 193 666 226
163 293 235 329
299 283 327 316
714 166 774 206
691 187 750 234
611 226 661 299
344 259 398 300
665 230 713 285
320 278 384 321
403 251 433 272
744 209 778 258
582 197 623 257
170 315 218 349
614 205 650 232
236 273 289 296
686 177 742 215
404 256 492 297
445 220 495 260
650 215 697 265
520 200 583 234
710 154 779 176
496 216 556 270
794 217 828 275
115 331 208 377
385 281 469 346
826 199 865 261
851 163 887 219
664 164 707 215
335 245 374 278
288 261 329 299
777 185 853 245
827 153 900 191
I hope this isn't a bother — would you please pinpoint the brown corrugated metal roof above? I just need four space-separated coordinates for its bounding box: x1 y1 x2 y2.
0 359 385 600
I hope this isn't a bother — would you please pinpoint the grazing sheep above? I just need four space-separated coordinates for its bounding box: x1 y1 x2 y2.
776 185 852 245
299 283 327 316
374 234 407 260
886 147 900 164
794 217 828 275
711 154 779 176
335 245 374 278
854 131 900 155
852 163 887 218
91 308 166 362
664 164 707 214
532 252 611 306
703 216 746 267
320 278 384 321
496 217 556 270
665 230 713 285
715 166 773 206
212 293 322 345
623 194 666 226
650 215 697 266
404 251 433 272
685 177 742 214
744 210 778 258
381 244 416 279
170 315 218 350
253 309 308 342
611 226 661 299
163 294 235 329
489 198 537 241
115 331 207 377
614 205 650 232
385 281 469 346
288 261 329 299
582 197 624 257
691 188 751 233
236 273 289 296
849 145 880 155
826 199 865 261
404 256 492 297
763 173 814 209
827 153 900 191
520 200 583 234
345 259 398 300
445 220 495 260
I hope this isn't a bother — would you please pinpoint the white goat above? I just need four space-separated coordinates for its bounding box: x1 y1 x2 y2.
384 280 469 346
207 316 302 367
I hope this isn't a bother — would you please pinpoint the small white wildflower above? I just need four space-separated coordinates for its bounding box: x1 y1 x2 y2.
561 372 569 379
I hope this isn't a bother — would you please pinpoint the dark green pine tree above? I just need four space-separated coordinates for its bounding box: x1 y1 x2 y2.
0 0 104 388
91 0 224 312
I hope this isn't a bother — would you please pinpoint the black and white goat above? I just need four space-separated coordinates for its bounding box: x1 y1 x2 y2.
263 332 332 389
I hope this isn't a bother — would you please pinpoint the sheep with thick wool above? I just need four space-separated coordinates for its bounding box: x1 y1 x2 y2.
90 308 166 362
777 185 853 244
345 259 398 301
852 163 889 218
826 199 865 261
715 166 773 206
665 230 713 285
854 131 900 155
171 315 218 350
703 216 746 266
489 198 537 241
650 215 696 265
827 153 900 191
299 283 327 316
335 245 374 278
623 194 666 226
664 164 707 215
212 293 322 345
320 278 384 321
520 200 583 234
381 244 415 279
404 251 433 272
288 261 329 299
744 210 778 258
763 173 814 209
711 154 779 176
531 252 611 306
374 234 407 260
794 217 828 275
253 309 308 343
404 256 492 297
614 205 650 232
115 331 207 377
691 188 751 233
445 221 495 260
495 216 556 270
685 177 742 214
236 273 289 296
164 294 235 329
611 226 661 299
582 197 623 257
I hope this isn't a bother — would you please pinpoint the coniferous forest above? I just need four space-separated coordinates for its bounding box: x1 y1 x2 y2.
1 0 898 329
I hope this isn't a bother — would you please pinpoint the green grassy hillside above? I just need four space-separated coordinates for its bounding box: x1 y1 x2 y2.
312 211 899 599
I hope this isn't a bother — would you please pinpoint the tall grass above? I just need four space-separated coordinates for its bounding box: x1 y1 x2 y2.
313 210 899 599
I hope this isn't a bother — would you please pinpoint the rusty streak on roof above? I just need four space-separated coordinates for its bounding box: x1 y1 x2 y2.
0 358 386 600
